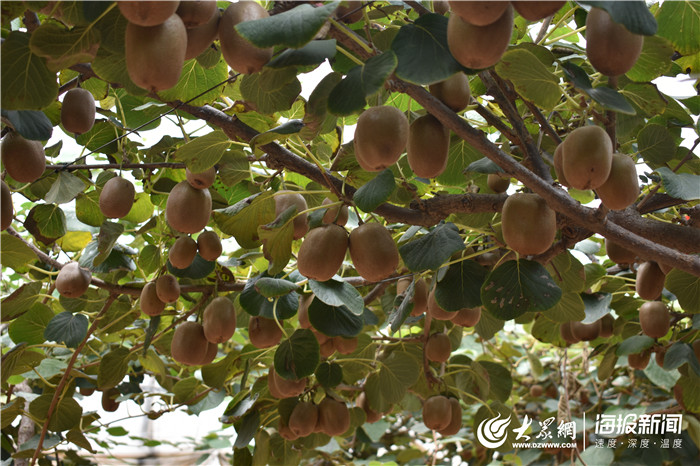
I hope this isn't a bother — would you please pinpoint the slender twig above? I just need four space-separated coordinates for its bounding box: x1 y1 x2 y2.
473 104 520 144
45 162 188 171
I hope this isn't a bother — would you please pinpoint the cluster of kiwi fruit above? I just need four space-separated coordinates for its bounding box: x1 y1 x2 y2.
423 394 462 435
139 273 180 317
280 396 351 441
169 229 222 269
298 296 359 358
398 277 482 327
560 314 615 344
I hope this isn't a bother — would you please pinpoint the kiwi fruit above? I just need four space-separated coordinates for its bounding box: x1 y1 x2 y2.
354 106 409 172
219 2 273 74
197 230 222 261
586 8 643 77
356 391 382 423
125 14 187 92
434 1 449 15
202 296 236 343
99 176 135 219
297 224 348 281
320 338 336 358
636 261 665 301
605 238 636 265
334 336 358 355
487 173 510 193
429 72 471 112
61 88 96 135
1 181 13 231
171 321 209 366
118 1 180 26
570 320 601 342
529 384 544 397
166 181 212 233
101 388 120 412
599 314 615 338
397 277 429 317
559 321 580 344
348 222 399 282
335 1 363 23
186 166 217 190
184 7 220 60
449 1 510 26
155 273 180 303
268 370 288 399
169 235 198 269
655 345 667 368
639 301 670 339
407 114 450 179
447 5 513 69
271 368 307 398
513 1 566 21
321 197 349 226
692 340 700 362
501 193 556 256
561 125 613 190
289 401 319 438
275 191 309 240
55 262 92 298
423 395 452 431
248 316 283 349
425 333 452 363
437 397 462 436
79 387 95 397
596 153 640 210
278 419 299 441
1 132 46 183
427 289 457 321
298 295 312 329
658 262 673 275
177 0 217 27
552 143 570 187
628 350 651 370
317 397 351 436
313 329 329 346
140 281 166 317
200 342 218 365
452 306 481 327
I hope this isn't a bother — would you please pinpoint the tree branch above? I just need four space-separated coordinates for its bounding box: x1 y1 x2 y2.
46 162 188 171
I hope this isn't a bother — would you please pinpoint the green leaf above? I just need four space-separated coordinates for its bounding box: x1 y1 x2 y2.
267 39 337 68
173 377 201 404
29 395 82 432
665 269 700 313
388 280 415 333
308 279 364 316
466 157 504 175
75 191 105 227
391 13 466 85
577 446 614 466
123 192 154 224
75 121 120 154
301 72 342 140
475 310 505 340
1 282 42 322
315 361 343 387
677 373 700 412
656 1 700 55
0 233 37 272
249 120 304 151
1 31 59 110
239 273 299 320
625 36 674 82
580 1 657 35
240 67 301 115
581 293 612 324
44 311 89 348
30 204 67 239
175 130 231 173
399 223 465 272
44 172 85 205
202 351 237 388
542 292 585 322
158 58 229 106
495 49 561 110
354 169 396 213
79 242 136 274
235 3 337 49
619 83 667 117
435 259 488 311
28 23 100 72
637 124 676 166
1 398 26 429
258 206 295 275
8 304 53 346
616 335 655 356
97 347 131 389
655 167 700 201
0 109 53 141
481 260 562 320
166 253 214 279
234 410 260 449
562 62 635 115
480 361 512 402
213 192 276 249
94 221 124 267
274 329 320 380
138 245 160 275
308 299 364 337
437 137 484 185
374 351 421 404
664 342 700 376
254 277 299 298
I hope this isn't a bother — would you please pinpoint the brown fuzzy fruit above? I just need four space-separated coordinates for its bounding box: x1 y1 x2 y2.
79 387 95 397
317 398 351 436
348 223 399 282
513 1 565 21
278 419 299 441
560 322 580 344
334 336 358 355
298 295 312 329
425 333 452 363
553 143 570 187
639 301 670 339
248 316 283 349
628 350 651 370
320 338 336 358
219 2 273 74
55 262 92 298
125 14 187 92
501 193 556 256
171 321 209 366
586 8 643 77
101 388 120 412
321 198 349 226
289 401 319 438
169 235 197 269
186 166 217 190
197 230 222 261
275 191 309 240
297 224 348 281
407 114 450 179
487 173 510 193
1 132 46 183
655 345 667 368
1 181 13 231
357 391 382 423
397 277 429 317
530 384 544 397
166 181 212 234
99 176 135 219
155 273 180 303
449 1 510 26
429 72 471 112
354 106 409 172
273 369 307 398
447 5 513 69
596 153 640 210
184 6 220 60
119 1 180 26
636 262 666 301
335 1 363 23
691 340 700 363
423 395 452 431
140 282 165 317
428 289 457 321
61 88 96 135
438 397 462 436
561 125 613 191
202 297 236 343
200 342 218 365
599 314 615 338
606 238 636 265
177 0 217 28
570 320 601 342
452 307 481 327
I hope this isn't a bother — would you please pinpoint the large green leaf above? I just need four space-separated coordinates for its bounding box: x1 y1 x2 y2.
44 311 89 348
0 233 37 272
391 13 466 85
239 273 299 320
655 167 700 201
94 221 124 267
625 36 674 82
213 192 276 249
399 222 465 272
75 191 105 227
274 329 320 380
307 299 364 337
29 395 82 432
664 342 700 376
97 347 131 389
202 352 237 388
0 109 53 141
8 303 54 346
28 23 100 72
481 260 562 320
267 39 337 68
158 58 229 106
436 137 484 186
616 335 655 356
166 254 215 279
665 269 700 313
1 282 43 322
255 277 299 298
542 292 585 322
240 67 301 115
175 130 231 173
315 361 343 388
562 62 635 115
309 279 364 316
258 206 295 275
480 361 512 402
353 169 396 213
637 124 676 166
435 259 488 311
581 293 612 324
656 1 700 55
44 172 85 205
235 3 336 49
495 49 560 110
620 83 667 117
580 1 657 35
367 351 420 407
29 204 67 240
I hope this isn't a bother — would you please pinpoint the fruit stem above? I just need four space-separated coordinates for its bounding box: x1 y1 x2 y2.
335 44 365 66
25 264 60 276
329 18 374 55
544 26 586 45
271 299 289 339
536 7 577 45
